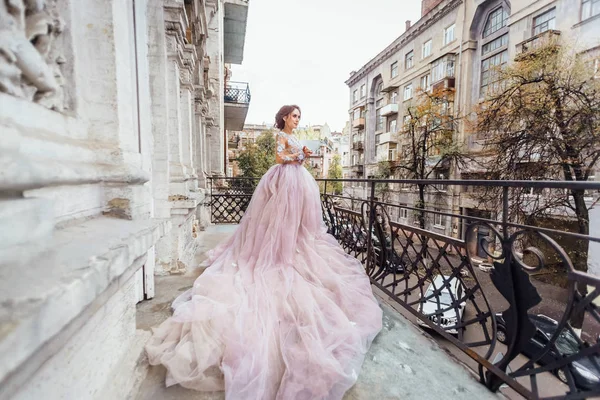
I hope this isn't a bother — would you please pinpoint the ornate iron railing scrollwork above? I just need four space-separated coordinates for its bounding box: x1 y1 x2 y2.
209 175 600 398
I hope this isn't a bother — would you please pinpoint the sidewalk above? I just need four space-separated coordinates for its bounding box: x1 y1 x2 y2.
134 225 501 400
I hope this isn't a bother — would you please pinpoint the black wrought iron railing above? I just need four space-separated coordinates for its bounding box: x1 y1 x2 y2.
224 81 251 104
207 176 600 399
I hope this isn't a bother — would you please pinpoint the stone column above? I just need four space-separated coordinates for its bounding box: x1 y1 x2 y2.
204 0 225 176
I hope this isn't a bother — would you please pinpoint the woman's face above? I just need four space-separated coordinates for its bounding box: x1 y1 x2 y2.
283 108 301 130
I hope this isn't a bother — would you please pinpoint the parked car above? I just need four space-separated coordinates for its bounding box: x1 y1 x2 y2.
417 275 466 335
338 223 386 252
495 313 600 390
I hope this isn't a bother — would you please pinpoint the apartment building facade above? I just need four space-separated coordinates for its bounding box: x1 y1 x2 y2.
346 0 600 243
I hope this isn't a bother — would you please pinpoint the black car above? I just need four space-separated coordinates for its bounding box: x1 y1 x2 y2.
496 313 600 390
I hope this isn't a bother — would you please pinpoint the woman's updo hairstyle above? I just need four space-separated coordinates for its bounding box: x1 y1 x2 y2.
275 105 301 130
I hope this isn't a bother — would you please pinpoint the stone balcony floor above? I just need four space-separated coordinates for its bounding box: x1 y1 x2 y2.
135 225 502 400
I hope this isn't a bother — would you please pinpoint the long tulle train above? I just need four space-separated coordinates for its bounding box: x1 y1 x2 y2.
145 163 383 399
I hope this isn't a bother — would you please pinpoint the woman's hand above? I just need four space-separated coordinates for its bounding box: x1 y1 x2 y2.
303 146 313 157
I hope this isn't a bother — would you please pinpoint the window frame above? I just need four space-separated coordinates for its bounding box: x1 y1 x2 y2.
582 0 600 20
404 83 413 101
405 50 414 69
444 24 456 45
376 108 384 131
422 39 432 59
480 50 508 96
533 8 556 35
420 73 431 92
433 208 446 227
391 61 399 78
483 7 508 38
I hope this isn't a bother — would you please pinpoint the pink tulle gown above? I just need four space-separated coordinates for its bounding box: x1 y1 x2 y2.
145 131 383 399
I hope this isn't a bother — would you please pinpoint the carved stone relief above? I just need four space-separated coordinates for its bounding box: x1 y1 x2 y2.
0 0 67 111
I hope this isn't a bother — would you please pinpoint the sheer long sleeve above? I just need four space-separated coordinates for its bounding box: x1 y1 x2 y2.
276 132 305 164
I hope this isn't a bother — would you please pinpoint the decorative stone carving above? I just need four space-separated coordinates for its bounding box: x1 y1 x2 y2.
0 0 67 111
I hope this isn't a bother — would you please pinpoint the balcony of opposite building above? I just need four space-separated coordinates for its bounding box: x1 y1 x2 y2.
377 131 398 145
223 0 249 64
380 103 398 117
515 29 562 62
352 117 365 129
224 81 251 131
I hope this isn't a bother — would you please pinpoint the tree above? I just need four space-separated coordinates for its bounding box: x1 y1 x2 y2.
236 130 276 179
327 155 343 194
473 42 600 281
295 126 320 140
375 161 392 202
395 86 466 229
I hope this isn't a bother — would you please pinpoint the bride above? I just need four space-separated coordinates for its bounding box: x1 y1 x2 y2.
145 105 383 399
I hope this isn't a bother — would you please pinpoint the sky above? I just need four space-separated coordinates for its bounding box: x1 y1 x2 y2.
230 0 423 132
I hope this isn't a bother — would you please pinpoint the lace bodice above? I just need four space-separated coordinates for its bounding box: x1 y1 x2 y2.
276 131 305 164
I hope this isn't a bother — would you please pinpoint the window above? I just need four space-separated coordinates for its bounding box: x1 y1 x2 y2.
377 82 384 93
376 108 384 131
353 108 361 120
403 115 411 127
582 0 600 20
405 50 414 69
389 119 397 132
422 40 432 59
431 55 455 83
353 90 358 102
420 74 431 92
481 50 508 95
404 83 413 100
433 170 449 191
360 84 366 98
375 134 381 145
391 90 398 103
482 34 508 56
533 8 556 35
434 209 446 227
483 7 508 38
391 61 399 78
400 205 409 219
376 98 384 108
388 149 397 162
444 24 456 45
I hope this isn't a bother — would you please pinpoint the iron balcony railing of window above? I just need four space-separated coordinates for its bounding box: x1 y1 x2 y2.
224 81 251 104
207 176 600 399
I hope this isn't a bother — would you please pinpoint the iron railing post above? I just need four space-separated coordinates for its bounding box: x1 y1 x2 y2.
366 180 376 274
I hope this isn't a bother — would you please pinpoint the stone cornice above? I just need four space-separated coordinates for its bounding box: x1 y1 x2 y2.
164 1 189 38
345 0 463 87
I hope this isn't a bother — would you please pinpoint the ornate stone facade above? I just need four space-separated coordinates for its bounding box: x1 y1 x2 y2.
0 0 248 398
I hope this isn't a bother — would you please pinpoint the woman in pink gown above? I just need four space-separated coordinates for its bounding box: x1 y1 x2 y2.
145 105 383 399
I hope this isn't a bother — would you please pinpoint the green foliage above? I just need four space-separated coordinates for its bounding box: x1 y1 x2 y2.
236 131 276 179
374 161 392 201
327 155 343 194
295 127 320 140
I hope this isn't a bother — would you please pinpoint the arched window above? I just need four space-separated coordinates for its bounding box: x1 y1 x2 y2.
479 5 509 97
483 7 508 38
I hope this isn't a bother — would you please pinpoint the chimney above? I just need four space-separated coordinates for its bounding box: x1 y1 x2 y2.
421 0 444 17
405 20 411 31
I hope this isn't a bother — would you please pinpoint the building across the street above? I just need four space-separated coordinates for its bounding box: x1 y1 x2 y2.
227 122 341 178
227 123 273 176
345 0 600 249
